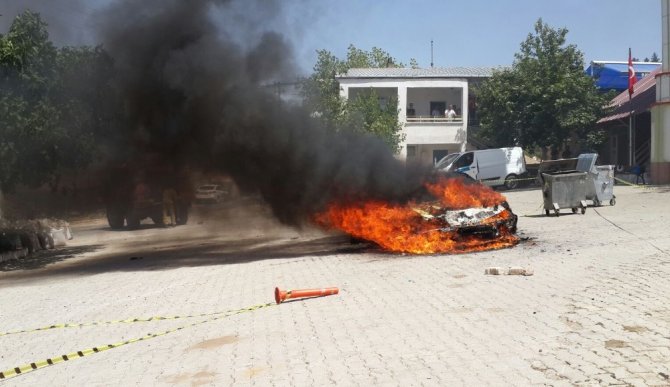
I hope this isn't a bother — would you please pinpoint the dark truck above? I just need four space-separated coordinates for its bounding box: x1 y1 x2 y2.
104 163 192 229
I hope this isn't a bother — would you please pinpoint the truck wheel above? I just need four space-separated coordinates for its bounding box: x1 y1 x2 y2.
504 174 519 190
19 233 37 254
176 205 189 225
126 216 140 229
151 213 164 226
107 208 125 229
37 232 54 249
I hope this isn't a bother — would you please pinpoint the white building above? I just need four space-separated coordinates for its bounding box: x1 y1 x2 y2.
336 67 498 165
651 0 670 184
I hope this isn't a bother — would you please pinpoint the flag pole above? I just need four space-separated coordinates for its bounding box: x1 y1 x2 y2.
628 101 635 166
628 48 635 167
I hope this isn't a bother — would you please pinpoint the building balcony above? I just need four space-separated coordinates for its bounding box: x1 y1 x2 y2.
405 115 463 123
404 120 466 145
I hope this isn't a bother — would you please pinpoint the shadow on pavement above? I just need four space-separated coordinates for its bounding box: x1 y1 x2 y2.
0 236 372 280
522 213 585 218
0 245 104 272
639 186 670 194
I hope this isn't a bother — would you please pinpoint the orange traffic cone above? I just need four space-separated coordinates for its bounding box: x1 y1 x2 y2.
274 286 339 304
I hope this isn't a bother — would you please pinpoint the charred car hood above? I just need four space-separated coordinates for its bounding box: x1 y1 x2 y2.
412 201 518 237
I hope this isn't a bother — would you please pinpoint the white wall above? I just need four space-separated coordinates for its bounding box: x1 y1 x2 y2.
404 123 465 145
406 144 463 165
652 0 670 163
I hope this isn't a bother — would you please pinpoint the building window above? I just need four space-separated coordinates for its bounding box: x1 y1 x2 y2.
407 145 417 157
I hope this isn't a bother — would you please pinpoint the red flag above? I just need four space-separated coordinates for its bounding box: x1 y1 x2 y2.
628 48 637 97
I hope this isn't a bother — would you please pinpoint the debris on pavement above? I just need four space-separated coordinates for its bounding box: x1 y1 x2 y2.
274 286 339 304
0 218 74 263
484 266 534 276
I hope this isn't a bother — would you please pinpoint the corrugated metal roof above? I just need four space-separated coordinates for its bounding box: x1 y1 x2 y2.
598 67 660 124
336 67 505 79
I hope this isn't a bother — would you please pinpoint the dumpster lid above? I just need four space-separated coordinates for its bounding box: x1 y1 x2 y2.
538 158 579 184
538 158 578 175
576 153 598 173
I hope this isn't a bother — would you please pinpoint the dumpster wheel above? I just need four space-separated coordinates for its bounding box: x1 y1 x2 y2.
610 197 616 206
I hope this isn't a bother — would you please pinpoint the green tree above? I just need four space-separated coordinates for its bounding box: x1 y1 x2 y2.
301 49 349 130
651 52 660 62
342 89 404 151
0 11 113 196
302 44 412 152
477 19 610 154
0 11 60 192
50 45 116 193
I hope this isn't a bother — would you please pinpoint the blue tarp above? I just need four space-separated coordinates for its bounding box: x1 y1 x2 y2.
585 62 661 91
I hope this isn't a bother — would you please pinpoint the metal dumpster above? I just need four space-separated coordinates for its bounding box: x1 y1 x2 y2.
575 153 616 207
539 170 589 216
591 165 616 206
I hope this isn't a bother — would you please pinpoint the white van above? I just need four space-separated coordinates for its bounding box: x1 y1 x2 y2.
435 147 527 189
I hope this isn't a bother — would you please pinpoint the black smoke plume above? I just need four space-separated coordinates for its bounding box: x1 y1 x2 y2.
95 0 428 225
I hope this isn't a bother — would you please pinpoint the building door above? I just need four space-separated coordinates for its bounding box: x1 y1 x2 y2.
430 101 446 117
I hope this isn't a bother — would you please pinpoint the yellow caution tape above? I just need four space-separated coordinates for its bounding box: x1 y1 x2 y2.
0 306 259 337
0 302 274 380
614 177 657 190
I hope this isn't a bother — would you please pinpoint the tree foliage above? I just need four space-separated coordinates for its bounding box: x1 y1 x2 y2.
302 44 413 152
342 90 404 151
0 11 113 193
477 19 609 153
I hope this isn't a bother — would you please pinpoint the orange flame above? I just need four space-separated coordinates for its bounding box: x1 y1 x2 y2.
314 178 519 254
425 177 507 209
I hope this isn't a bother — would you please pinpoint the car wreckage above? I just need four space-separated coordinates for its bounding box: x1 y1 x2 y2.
411 200 518 239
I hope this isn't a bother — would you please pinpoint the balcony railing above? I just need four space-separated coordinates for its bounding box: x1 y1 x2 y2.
406 116 463 123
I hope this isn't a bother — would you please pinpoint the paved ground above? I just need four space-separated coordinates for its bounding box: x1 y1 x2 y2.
1 185 670 386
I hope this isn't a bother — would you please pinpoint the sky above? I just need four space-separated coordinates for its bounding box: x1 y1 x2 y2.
0 0 662 76
286 0 662 71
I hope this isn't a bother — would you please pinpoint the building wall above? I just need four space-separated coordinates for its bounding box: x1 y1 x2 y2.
651 0 670 183
404 123 465 145
406 144 463 165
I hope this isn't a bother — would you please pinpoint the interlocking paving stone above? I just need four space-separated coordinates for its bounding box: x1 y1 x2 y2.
1 186 670 385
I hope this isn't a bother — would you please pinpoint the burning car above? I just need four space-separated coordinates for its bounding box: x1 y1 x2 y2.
314 176 519 254
412 200 517 239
